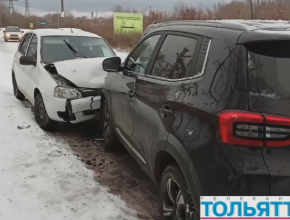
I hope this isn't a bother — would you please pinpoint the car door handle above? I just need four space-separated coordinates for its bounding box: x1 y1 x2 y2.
160 105 173 118
128 90 135 99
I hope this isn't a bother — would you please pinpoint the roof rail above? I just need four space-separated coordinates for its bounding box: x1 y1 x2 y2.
152 19 178 24
152 20 247 31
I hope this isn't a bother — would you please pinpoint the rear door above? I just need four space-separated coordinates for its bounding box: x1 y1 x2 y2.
132 32 203 171
246 41 290 195
14 33 32 94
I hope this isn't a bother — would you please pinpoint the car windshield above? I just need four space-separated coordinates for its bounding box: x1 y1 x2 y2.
41 36 115 64
6 27 20 32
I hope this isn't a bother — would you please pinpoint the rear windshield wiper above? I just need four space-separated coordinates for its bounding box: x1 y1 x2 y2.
63 40 88 58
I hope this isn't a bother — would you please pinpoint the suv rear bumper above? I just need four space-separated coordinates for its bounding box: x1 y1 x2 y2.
190 143 270 196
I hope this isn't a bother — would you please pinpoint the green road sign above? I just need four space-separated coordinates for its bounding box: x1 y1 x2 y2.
39 21 48 26
113 13 143 34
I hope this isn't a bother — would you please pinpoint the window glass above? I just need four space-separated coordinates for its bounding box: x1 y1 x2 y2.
246 41 290 100
27 35 37 60
41 36 115 64
6 27 21 32
126 35 160 74
20 33 32 55
151 35 197 79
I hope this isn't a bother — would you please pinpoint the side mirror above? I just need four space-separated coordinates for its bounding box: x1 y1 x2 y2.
20 56 36 66
103 57 121 72
21 31 24 33
3 31 5 33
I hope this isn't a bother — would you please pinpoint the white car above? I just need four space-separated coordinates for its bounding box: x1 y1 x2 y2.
3 26 24 42
12 29 116 130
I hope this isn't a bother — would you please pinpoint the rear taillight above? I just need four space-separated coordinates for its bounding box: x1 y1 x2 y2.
218 111 290 148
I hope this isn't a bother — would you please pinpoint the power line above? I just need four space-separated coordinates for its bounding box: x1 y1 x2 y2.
24 0 30 16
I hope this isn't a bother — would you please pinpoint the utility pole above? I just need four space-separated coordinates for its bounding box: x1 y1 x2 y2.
61 0 64 16
24 0 30 17
60 0 64 27
7 0 18 14
91 12 94 31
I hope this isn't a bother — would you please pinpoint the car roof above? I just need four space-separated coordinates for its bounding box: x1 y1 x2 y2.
26 28 102 38
153 20 290 32
149 20 290 44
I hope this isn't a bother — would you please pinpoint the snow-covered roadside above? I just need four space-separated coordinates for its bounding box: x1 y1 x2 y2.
0 36 135 219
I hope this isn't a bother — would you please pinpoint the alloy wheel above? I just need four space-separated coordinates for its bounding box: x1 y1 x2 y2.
163 178 188 220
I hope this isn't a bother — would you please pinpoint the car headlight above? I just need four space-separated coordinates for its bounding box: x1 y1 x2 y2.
54 86 82 99
18 34 21 37
5 33 10 37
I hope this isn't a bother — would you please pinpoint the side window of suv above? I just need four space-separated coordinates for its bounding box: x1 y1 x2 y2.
126 35 161 74
151 35 197 80
27 35 37 60
19 33 32 55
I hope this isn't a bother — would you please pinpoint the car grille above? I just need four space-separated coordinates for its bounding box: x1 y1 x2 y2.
79 89 102 97
10 35 18 37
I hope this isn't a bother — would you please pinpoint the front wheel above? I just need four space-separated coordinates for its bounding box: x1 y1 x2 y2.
101 99 119 151
12 73 25 101
35 94 57 131
159 165 196 220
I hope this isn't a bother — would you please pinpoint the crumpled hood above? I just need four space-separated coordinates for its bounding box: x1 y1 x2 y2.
53 58 108 88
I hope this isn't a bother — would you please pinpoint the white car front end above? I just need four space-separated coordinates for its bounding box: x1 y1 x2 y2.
42 57 108 123
13 30 116 129
4 32 22 41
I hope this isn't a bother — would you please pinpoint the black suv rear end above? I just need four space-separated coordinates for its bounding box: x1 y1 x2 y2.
101 20 290 219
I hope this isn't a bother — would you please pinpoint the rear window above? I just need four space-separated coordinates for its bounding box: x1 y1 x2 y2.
246 41 290 100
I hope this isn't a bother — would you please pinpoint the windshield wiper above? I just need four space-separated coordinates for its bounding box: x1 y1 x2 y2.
63 40 88 58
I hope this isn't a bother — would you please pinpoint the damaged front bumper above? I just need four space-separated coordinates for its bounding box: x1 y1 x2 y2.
42 94 101 124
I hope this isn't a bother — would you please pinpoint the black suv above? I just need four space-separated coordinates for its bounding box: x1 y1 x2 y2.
101 20 290 219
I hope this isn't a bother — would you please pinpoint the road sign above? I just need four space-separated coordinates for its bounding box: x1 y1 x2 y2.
29 23 33 29
113 13 143 34
39 21 48 26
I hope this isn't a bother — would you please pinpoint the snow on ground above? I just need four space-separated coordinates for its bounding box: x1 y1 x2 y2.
0 33 134 219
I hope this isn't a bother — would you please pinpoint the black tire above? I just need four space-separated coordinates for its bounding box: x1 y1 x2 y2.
101 99 119 151
159 165 196 220
35 94 57 131
12 73 25 101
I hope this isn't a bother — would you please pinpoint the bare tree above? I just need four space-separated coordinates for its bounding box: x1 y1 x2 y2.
245 0 267 19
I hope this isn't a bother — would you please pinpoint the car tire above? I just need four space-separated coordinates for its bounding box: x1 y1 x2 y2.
101 99 119 151
35 94 57 131
159 165 196 220
12 73 25 101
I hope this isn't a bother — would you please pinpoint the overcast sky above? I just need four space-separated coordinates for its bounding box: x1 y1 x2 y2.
13 0 230 17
